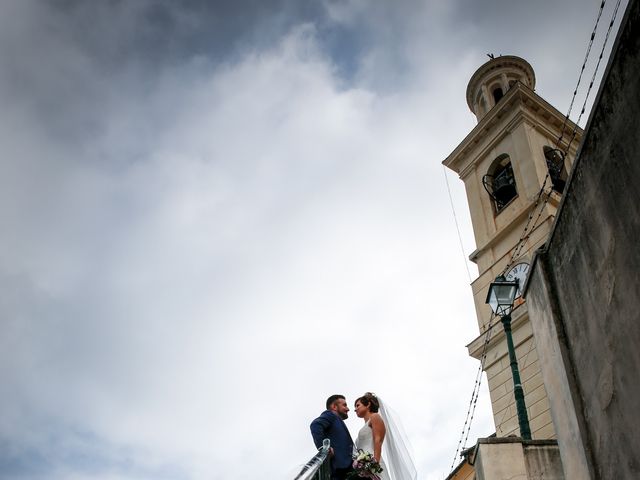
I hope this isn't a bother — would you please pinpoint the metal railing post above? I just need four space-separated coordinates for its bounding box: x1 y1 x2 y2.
294 439 332 480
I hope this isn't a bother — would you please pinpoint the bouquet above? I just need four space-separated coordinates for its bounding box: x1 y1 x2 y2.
348 449 384 479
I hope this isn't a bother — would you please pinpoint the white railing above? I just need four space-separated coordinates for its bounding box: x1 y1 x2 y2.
294 439 331 480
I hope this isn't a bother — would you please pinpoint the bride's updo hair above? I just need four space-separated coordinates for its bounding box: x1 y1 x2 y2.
355 392 380 413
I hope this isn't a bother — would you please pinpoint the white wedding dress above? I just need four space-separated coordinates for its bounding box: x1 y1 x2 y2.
355 399 417 480
356 420 390 480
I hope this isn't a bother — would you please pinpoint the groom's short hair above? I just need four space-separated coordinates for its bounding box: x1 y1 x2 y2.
326 394 345 410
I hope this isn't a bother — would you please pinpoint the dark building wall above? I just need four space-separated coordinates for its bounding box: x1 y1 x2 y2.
525 1 640 479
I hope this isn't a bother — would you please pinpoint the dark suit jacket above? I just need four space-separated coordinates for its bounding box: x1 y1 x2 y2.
310 410 354 470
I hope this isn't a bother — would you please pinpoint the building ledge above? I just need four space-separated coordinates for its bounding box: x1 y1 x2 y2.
477 436 558 446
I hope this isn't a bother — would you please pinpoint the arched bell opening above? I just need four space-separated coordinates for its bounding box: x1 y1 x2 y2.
483 154 518 213
543 146 567 193
492 86 504 104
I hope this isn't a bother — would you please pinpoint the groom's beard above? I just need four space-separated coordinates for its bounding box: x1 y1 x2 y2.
338 412 348 420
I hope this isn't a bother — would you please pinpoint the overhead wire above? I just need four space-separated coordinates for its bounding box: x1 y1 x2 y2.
443 165 473 284
447 313 500 473
502 0 622 275
556 0 608 149
562 0 624 156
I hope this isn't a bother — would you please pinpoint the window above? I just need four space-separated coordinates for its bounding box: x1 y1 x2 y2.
482 154 518 213
492 86 504 104
543 146 567 193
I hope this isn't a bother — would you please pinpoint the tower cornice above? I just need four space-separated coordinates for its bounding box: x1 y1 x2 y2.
467 199 559 264
443 84 582 177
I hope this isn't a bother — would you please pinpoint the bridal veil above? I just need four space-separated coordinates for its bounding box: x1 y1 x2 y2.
379 398 417 480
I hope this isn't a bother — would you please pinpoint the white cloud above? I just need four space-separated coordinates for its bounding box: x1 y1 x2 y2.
0 16 484 477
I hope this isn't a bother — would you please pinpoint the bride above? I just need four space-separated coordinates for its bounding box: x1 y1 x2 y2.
354 392 417 480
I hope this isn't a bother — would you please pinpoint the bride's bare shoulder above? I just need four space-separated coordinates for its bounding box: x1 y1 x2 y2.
370 412 384 425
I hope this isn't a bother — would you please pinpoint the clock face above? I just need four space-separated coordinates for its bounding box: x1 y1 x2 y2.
505 262 530 297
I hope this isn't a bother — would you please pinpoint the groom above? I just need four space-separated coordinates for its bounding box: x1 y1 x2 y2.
310 394 354 480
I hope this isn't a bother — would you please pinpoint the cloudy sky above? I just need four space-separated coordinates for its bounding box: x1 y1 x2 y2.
0 1 627 479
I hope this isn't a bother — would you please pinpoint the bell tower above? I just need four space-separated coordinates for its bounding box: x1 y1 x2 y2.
443 56 581 439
